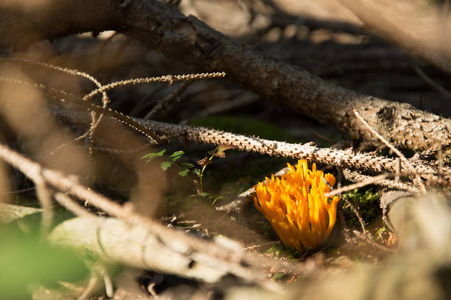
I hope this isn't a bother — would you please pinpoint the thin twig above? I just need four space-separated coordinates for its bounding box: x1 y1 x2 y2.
353 109 427 193
341 194 367 237
352 230 396 252
0 76 165 145
2 57 110 107
342 169 420 194
34 175 54 233
53 192 96 218
324 173 389 197
413 65 451 98
83 72 226 101
5 187 36 194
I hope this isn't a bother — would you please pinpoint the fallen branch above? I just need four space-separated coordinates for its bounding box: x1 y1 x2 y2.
1 0 451 153
49 216 228 283
52 105 451 186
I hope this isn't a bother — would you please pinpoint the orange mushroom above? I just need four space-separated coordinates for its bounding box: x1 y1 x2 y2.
254 160 340 253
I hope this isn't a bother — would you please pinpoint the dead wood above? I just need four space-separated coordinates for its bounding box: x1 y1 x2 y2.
51 105 450 186
49 216 230 283
1 1 451 297
0 0 451 154
0 141 311 290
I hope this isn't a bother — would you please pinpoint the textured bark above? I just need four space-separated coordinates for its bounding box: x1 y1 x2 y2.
52 106 451 186
0 0 450 153
115 0 451 152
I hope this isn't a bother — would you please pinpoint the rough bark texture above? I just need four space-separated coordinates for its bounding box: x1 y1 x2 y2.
0 0 450 153
51 106 451 186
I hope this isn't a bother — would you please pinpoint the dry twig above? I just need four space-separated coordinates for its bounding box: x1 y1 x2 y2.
324 173 390 197
353 109 427 193
342 169 420 194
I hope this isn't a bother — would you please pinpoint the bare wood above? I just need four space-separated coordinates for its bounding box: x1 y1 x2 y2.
49 217 228 283
0 0 451 153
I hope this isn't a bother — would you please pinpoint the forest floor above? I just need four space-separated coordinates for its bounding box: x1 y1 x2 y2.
1 0 451 299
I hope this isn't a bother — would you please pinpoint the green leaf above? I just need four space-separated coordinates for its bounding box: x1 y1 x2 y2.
0 229 87 298
192 169 201 176
212 196 224 205
272 272 284 281
178 169 190 177
180 162 194 169
142 149 166 161
161 161 173 171
169 150 185 162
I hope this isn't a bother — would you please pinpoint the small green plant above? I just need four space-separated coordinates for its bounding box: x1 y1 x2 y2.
142 149 194 176
194 145 235 194
142 145 235 196
375 224 389 241
265 243 284 257
271 272 285 281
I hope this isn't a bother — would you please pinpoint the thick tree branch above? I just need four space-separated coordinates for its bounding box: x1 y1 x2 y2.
1 0 450 153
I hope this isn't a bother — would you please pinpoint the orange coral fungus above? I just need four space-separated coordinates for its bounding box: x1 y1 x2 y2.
254 160 340 252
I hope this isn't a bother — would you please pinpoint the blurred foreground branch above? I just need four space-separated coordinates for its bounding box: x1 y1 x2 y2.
0 142 296 290
337 0 451 74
